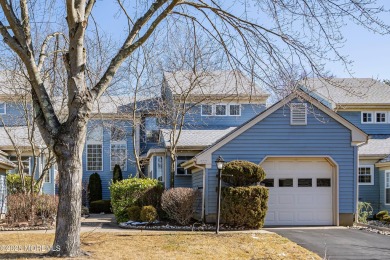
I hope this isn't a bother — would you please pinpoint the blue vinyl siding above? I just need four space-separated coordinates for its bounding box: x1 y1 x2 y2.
338 111 390 135
0 102 27 126
378 169 390 212
183 104 265 128
358 166 380 212
41 165 56 195
82 120 136 200
192 171 203 219
174 175 192 188
205 100 356 216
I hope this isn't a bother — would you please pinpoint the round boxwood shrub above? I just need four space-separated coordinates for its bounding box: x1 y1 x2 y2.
128 205 141 221
383 215 390 223
221 160 265 187
376 210 389 220
140 205 158 222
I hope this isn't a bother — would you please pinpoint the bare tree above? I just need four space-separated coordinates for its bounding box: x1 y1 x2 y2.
0 0 388 257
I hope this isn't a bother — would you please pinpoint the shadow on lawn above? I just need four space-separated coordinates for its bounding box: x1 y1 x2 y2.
0 252 46 259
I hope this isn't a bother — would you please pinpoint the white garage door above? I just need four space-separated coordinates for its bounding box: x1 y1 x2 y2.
261 158 334 226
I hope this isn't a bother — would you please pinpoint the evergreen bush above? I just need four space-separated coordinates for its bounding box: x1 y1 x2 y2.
113 164 123 183
140 205 158 222
221 160 265 187
88 173 102 203
127 205 141 221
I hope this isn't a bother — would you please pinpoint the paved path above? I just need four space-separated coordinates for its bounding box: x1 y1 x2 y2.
266 227 390 260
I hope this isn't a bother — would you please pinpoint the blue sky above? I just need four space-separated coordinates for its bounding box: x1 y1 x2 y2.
91 1 390 80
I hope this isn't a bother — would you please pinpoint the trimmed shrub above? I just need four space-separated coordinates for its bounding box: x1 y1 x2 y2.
140 205 158 222
81 205 89 216
221 160 266 187
383 215 390 223
89 200 111 213
128 205 141 221
376 210 389 220
221 186 269 229
6 174 39 194
88 173 102 203
137 185 164 215
109 177 162 223
113 164 123 183
161 188 199 225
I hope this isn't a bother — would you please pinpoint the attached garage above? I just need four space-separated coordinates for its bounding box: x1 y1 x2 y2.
261 157 338 226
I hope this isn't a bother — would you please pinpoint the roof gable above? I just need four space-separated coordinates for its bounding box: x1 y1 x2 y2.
195 90 367 166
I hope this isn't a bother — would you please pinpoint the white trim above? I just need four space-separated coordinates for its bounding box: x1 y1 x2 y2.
0 102 6 114
201 104 213 116
228 104 241 116
110 141 127 171
361 111 373 124
375 111 387 124
259 156 339 226
290 103 307 125
385 171 390 205
86 143 103 171
214 104 227 116
358 165 374 185
195 91 368 167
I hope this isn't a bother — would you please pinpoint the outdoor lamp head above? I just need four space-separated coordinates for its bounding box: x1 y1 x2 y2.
215 156 225 170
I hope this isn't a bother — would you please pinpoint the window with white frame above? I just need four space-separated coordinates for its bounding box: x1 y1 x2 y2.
201 104 212 116
361 112 373 123
87 125 103 142
156 156 163 181
0 103 5 114
358 165 374 185
110 143 127 171
386 171 390 204
229 104 241 116
86 144 103 171
111 125 126 141
42 156 51 183
8 156 31 175
176 156 193 175
290 103 307 125
215 104 227 116
375 112 387 123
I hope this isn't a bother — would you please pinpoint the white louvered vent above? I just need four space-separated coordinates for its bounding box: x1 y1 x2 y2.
290 103 307 125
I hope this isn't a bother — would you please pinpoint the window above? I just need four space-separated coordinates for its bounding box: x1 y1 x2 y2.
86 144 103 171
361 112 373 123
215 104 227 116
317 178 331 187
279 178 293 187
298 178 312 187
375 112 387 123
229 104 241 116
156 156 164 181
201 105 212 116
260 178 274 187
358 165 374 185
110 143 127 171
176 156 193 175
111 126 126 141
0 103 5 114
290 103 307 125
87 125 103 142
8 156 31 175
146 130 159 143
386 171 390 205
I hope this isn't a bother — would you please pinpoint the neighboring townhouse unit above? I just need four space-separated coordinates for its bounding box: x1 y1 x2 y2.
0 150 15 218
303 78 390 213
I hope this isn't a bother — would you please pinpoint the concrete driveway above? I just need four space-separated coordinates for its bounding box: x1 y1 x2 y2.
265 227 390 259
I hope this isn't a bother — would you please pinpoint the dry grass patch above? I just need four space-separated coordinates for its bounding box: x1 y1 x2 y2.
0 232 320 259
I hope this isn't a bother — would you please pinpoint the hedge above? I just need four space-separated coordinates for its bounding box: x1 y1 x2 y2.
221 160 265 187
221 186 268 229
109 177 163 223
89 200 112 213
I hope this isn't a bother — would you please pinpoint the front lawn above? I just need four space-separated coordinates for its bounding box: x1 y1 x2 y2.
0 232 320 259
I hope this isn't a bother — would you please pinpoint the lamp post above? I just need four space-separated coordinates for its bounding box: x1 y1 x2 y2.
215 155 225 234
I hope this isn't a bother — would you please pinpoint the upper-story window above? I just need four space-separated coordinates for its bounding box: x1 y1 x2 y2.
86 126 103 171
145 117 159 143
0 103 6 114
201 104 241 116
361 111 388 124
290 103 307 125
201 105 212 116
361 112 373 123
375 112 387 123
111 126 127 171
215 105 227 116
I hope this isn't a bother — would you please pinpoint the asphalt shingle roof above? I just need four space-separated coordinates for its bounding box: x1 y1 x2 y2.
359 136 390 157
160 127 236 148
0 150 16 169
0 126 44 148
302 78 390 107
163 71 269 97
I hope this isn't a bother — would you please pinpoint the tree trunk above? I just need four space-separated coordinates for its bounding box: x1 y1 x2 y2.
50 131 86 257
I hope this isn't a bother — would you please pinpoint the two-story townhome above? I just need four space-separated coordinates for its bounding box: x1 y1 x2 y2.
303 78 390 213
